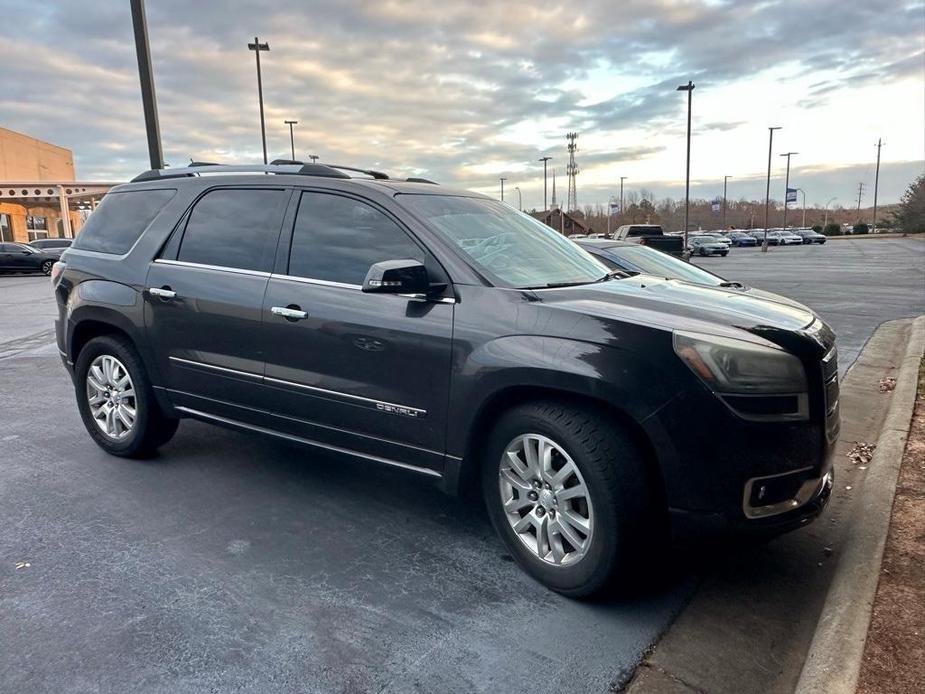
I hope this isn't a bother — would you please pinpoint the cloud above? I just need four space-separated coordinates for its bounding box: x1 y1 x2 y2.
0 0 921 204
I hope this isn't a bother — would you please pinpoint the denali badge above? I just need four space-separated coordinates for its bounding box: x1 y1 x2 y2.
376 402 424 418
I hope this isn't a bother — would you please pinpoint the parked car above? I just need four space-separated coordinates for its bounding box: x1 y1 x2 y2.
575 240 813 311
779 231 804 245
792 229 827 244
727 231 758 247
751 230 801 246
54 162 838 597
0 242 58 275
688 236 729 256
30 238 73 256
612 224 684 256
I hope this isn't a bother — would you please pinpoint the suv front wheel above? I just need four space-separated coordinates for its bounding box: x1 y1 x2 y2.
482 401 656 597
74 335 178 457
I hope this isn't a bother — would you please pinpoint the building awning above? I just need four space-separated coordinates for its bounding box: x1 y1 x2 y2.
0 180 120 238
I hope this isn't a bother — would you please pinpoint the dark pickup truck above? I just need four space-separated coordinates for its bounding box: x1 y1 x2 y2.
612 224 684 256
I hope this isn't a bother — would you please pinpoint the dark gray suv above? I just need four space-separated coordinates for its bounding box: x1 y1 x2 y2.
53 162 838 596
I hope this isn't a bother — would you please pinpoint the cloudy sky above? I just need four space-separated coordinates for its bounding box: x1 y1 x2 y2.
1 0 923 209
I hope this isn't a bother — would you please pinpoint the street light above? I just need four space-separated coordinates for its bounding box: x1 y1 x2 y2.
796 188 807 228
248 36 270 165
620 176 627 223
722 175 732 230
676 81 695 255
284 120 298 160
513 186 523 211
538 156 551 212
763 127 782 251
823 197 837 229
129 0 163 170
780 152 798 229
500 177 507 201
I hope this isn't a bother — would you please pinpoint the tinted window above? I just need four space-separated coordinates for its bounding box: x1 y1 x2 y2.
72 189 176 254
288 192 424 284
178 188 286 271
626 226 663 237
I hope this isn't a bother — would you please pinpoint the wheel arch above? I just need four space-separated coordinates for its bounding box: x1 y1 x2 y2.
445 385 665 507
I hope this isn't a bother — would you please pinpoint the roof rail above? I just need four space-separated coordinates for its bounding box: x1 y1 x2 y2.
130 162 350 183
406 177 438 185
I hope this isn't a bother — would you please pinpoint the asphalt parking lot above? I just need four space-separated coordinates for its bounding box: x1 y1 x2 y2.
1 237 923 693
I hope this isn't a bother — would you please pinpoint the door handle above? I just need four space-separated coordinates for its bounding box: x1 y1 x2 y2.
148 287 177 300
271 305 308 321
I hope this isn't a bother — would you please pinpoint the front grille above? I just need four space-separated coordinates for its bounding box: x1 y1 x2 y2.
822 347 840 442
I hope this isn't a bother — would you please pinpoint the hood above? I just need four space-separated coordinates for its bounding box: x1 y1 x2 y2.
534 274 816 339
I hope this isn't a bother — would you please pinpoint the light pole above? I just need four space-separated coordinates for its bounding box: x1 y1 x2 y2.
500 177 507 202
248 37 271 164
722 175 732 229
873 138 884 232
307 154 319 163
284 120 298 160
796 188 807 228
514 186 522 211
620 176 627 223
607 196 617 236
129 0 163 170
538 156 551 212
823 197 837 229
780 151 798 229
677 81 695 254
763 127 782 251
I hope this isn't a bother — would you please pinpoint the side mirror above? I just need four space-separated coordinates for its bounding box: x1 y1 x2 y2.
362 259 430 294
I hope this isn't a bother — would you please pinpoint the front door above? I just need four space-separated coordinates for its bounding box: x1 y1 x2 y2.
145 186 289 411
261 190 454 473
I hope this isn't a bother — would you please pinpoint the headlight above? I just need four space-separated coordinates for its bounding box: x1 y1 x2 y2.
673 330 807 395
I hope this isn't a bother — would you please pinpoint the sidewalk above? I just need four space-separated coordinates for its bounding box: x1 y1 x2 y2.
625 316 925 694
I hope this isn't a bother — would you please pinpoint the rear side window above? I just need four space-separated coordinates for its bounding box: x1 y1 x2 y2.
287 192 423 285
177 188 287 271
72 189 176 254
626 226 663 237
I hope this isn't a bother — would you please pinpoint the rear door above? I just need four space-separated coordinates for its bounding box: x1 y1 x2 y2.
260 190 454 473
145 186 290 411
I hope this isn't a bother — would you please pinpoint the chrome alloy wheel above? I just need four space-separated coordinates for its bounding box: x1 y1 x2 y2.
86 355 137 440
498 434 594 566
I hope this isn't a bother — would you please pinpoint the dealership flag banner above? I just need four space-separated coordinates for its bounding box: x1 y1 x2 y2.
610 202 621 214
786 187 798 204
711 198 721 213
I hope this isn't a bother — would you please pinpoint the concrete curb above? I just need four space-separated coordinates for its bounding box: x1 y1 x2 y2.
794 314 925 694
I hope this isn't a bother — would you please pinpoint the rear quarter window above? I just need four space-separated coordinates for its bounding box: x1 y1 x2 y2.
72 189 176 254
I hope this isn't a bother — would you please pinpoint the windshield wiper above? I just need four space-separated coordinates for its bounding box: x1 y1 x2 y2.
522 279 597 289
718 281 746 289
595 270 630 282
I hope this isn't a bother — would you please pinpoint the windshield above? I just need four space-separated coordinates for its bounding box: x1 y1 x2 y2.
605 245 723 286
398 194 607 288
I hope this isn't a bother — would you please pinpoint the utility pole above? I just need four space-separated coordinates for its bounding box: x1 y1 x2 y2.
129 0 163 170
248 37 270 164
873 139 884 232
780 152 797 229
500 177 507 202
722 175 732 229
677 81 695 253
284 120 298 160
538 156 552 213
856 182 865 217
763 127 782 251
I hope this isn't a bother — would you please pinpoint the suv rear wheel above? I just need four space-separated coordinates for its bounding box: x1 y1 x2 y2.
482 401 656 597
74 335 178 457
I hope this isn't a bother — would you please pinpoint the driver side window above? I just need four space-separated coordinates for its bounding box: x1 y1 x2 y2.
288 192 424 285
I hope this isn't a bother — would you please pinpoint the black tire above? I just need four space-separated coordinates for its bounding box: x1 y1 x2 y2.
481 400 658 597
74 335 179 457
699 248 707 256
41 260 54 275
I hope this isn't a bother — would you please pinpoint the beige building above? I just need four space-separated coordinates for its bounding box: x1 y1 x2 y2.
0 127 116 243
